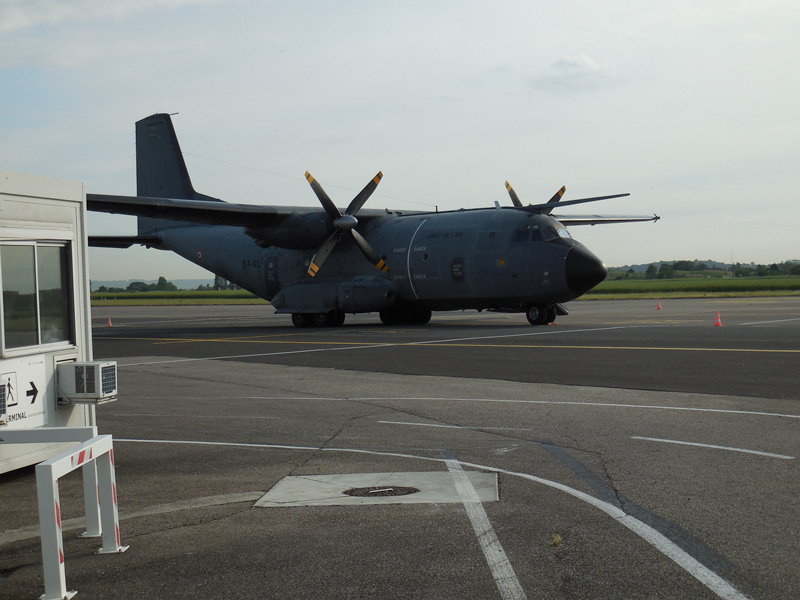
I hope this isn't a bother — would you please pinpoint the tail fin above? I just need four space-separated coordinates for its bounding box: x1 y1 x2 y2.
136 113 219 234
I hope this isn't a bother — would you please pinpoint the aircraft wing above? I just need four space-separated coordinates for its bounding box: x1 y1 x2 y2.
86 193 293 227
554 214 661 226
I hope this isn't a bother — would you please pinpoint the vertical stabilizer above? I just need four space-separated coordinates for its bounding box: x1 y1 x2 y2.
136 113 201 199
136 114 218 234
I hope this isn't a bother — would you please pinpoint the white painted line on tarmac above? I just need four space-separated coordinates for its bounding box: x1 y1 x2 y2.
112 413 279 420
444 455 528 600
117 325 647 367
740 317 800 326
632 436 795 459
111 395 800 420
379 420 535 431
362 397 800 420
116 438 753 600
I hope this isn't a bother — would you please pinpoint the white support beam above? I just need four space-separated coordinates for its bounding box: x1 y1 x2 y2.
34 434 127 600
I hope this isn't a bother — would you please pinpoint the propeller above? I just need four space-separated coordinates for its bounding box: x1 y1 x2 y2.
304 171 388 277
505 182 566 214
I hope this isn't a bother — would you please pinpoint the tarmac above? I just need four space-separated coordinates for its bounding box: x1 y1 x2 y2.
1 298 798 599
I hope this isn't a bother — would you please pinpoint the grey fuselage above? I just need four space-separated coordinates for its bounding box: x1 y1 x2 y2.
147 205 607 315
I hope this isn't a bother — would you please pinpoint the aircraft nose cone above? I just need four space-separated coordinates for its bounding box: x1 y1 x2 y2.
565 245 607 296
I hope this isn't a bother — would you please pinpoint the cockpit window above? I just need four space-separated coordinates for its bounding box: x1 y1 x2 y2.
543 225 571 241
513 224 545 243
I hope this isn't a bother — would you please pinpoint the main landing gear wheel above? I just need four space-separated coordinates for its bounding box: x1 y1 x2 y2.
292 311 345 328
312 310 346 327
525 304 549 326
291 313 312 328
379 309 432 325
411 309 432 325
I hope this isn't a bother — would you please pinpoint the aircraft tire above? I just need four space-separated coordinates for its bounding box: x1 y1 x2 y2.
311 310 345 327
546 306 557 324
292 313 312 328
312 312 330 327
379 310 402 326
380 309 431 325
411 309 432 325
525 304 549 326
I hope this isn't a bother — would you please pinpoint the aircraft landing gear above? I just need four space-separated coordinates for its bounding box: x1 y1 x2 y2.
291 311 345 328
525 304 550 326
291 313 312 328
379 308 432 325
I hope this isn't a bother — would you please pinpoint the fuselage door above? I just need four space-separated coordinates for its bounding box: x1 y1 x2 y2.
265 254 281 298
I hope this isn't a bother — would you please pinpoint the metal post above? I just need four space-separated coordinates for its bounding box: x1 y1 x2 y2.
81 460 101 538
96 447 127 554
35 462 77 600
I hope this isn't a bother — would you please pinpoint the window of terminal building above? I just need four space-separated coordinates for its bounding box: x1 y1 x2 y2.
1 243 73 351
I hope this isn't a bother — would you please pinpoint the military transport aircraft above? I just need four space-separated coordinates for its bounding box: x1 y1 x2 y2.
87 114 659 327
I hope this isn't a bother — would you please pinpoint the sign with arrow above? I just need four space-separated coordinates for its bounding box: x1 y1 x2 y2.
1 355 46 428
27 381 38 404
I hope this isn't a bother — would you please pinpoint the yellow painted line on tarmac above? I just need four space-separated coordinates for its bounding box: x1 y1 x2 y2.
426 343 800 354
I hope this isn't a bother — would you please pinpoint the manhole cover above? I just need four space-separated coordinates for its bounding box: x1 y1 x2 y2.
343 486 420 497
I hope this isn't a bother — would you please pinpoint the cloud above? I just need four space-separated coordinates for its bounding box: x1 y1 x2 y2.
531 54 625 93
0 0 218 34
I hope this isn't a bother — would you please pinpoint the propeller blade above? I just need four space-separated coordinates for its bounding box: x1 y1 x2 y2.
305 172 341 220
305 171 387 277
541 186 566 215
351 229 388 272
307 230 341 277
345 172 383 216
504 181 523 207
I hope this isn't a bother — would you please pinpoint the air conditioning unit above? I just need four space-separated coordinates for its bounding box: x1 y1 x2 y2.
0 382 6 424
57 361 118 404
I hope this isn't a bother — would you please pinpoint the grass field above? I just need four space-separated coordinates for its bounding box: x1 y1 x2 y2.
91 276 800 306
583 275 800 299
91 290 269 306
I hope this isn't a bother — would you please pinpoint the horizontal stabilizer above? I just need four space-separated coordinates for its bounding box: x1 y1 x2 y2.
87 193 287 227
88 235 162 248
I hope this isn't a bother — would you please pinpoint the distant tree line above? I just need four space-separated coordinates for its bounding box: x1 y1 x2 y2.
96 276 179 293
94 275 243 293
642 261 715 279
638 260 800 279
732 261 800 277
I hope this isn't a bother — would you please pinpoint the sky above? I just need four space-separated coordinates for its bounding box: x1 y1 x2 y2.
2 0 798 281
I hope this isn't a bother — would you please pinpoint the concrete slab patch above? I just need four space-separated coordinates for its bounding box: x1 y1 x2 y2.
255 471 498 507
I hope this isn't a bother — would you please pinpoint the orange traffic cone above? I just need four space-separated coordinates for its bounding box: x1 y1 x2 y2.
657 301 662 310
714 312 722 327
107 317 113 327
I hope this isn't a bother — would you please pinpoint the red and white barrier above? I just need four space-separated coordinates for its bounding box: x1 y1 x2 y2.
2 427 127 599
